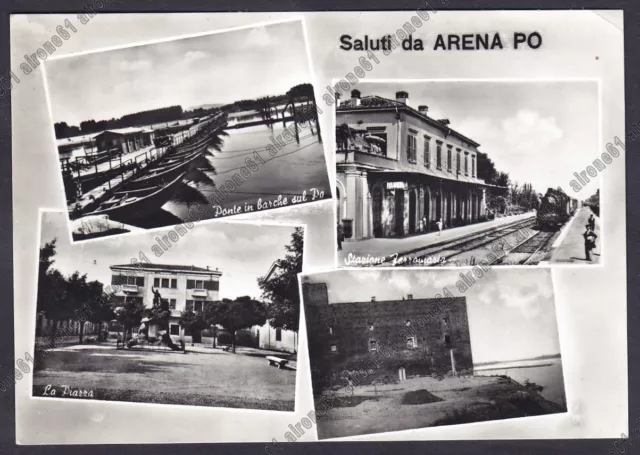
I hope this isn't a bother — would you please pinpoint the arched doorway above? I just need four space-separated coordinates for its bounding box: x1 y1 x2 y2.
394 190 405 237
409 189 417 234
424 189 431 231
435 192 442 225
372 187 383 238
336 186 341 223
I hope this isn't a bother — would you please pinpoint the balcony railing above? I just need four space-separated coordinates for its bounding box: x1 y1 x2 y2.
191 289 208 298
121 284 140 294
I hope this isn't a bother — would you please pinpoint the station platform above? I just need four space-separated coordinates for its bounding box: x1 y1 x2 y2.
338 212 535 265
548 207 601 264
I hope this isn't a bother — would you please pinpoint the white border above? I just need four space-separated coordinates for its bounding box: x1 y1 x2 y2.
331 77 604 270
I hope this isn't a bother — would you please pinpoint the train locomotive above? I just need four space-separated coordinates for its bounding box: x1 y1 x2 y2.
537 188 578 230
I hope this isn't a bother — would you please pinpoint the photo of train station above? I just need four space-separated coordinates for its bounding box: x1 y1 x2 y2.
336 89 502 240
335 81 601 267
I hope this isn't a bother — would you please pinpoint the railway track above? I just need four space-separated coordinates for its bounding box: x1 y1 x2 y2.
393 216 537 266
492 230 557 266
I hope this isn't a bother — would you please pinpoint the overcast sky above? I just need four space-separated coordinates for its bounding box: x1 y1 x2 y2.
40 212 299 300
44 20 312 126
350 81 599 196
303 268 561 364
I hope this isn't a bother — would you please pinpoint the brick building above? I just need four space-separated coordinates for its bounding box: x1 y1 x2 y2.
303 282 473 380
336 89 503 240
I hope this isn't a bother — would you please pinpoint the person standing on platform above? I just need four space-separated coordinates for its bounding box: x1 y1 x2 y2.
583 225 598 261
588 213 596 232
436 219 443 236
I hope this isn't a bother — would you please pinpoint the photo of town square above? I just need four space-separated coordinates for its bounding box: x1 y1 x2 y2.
32 211 303 411
302 268 567 439
335 81 602 267
44 19 330 241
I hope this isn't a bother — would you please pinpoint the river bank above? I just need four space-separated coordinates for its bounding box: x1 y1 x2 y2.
315 374 566 439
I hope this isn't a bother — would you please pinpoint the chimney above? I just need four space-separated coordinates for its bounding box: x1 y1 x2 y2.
395 91 409 105
437 119 451 126
407 294 413 300
371 296 376 302
418 105 429 114
350 89 361 107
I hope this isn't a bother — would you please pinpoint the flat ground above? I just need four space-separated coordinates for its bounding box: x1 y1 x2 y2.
316 375 565 439
32 341 296 411
549 207 601 264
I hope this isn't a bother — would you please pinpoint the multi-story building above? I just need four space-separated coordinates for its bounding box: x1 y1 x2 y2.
110 263 222 337
303 282 473 379
251 261 298 354
336 89 501 240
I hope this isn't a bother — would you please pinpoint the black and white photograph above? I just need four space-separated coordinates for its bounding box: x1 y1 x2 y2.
44 19 330 242
335 81 603 268
32 210 303 411
302 268 567 439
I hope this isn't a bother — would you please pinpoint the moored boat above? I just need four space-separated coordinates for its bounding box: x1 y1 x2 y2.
128 149 204 189
83 171 186 223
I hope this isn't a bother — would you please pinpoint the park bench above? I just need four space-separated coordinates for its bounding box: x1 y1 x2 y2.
266 356 289 369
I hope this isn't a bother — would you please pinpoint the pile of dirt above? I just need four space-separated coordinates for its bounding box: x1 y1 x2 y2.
401 389 443 405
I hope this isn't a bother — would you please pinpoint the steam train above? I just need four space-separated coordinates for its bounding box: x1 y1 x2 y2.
536 188 579 230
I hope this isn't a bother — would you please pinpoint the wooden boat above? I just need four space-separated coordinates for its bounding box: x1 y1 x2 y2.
83 171 186 223
127 149 203 189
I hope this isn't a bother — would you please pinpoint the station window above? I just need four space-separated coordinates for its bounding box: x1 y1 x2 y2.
447 146 452 171
436 142 442 169
423 136 431 167
407 134 417 163
456 149 461 175
194 301 204 312
186 300 194 311
369 339 378 351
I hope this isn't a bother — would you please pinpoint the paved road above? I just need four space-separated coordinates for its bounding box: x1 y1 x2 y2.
549 207 601 264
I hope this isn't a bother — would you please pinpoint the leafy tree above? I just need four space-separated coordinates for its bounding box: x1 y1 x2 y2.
114 298 145 343
258 227 303 335
205 297 267 353
476 151 498 184
494 171 510 188
178 309 209 345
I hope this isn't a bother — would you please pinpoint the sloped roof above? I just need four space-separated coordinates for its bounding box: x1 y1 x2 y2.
337 95 480 148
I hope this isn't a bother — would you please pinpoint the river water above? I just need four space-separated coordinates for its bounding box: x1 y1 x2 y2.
474 357 566 406
136 120 331 228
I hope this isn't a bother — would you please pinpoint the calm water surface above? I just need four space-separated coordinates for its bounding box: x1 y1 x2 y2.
474 358 566 405
136 121 330 228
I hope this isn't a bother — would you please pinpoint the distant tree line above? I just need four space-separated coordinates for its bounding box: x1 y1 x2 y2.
54 105 215 139
477 151 539 216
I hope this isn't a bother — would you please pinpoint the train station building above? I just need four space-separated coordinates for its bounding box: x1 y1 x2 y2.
336 89 500 240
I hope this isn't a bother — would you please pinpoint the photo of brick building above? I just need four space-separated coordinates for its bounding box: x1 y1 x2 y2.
303 282 473 378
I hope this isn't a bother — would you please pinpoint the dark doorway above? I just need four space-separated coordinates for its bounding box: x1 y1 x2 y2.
395 190 405 237
424 192 431 231
336 187 341 223
446 192 453 227
435 192 442 225
372 187 383 237
409 189 417 234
